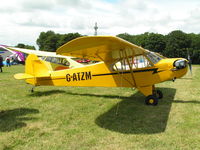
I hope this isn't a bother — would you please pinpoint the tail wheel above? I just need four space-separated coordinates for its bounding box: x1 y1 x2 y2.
155 90 163 99
145 95 158 106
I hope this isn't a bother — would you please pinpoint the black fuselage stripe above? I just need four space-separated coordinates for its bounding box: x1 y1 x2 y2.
37 77 66 81
92 68 158 77
35 68 159 80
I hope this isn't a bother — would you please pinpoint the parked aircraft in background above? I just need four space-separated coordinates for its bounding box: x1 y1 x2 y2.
0 45 25 65
0 46 84 71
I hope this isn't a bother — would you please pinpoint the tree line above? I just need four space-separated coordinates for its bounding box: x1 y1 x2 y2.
117 31 200 64
17 30 200 64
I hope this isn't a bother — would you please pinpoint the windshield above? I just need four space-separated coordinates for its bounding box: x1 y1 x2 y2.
146 52 163 64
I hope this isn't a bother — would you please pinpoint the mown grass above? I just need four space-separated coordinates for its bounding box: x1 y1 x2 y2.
0 65 200 150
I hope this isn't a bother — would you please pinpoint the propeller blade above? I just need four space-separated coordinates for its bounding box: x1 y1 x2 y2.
188 61 192 75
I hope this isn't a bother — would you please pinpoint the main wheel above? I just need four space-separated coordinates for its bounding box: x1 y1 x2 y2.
145 95 158 106
155 90 163 99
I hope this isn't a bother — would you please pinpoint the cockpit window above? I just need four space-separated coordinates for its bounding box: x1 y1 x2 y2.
113 55 152 71
146 52 163 64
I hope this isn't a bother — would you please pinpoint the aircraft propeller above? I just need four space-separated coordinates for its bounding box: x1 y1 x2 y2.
187 50 192 75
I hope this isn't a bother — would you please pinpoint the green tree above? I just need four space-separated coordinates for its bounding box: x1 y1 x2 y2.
188 33 200 64
191 50 200 64
36 31 82 52
57 33 82 48
189 33 200 50
164 30 191 58
36 31 59 52
144 33 166 54
117 33 135 43
132 32 149 47
16 43 36 50
117 32 166 53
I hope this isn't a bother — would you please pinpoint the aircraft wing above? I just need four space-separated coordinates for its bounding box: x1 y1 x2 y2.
5 46 57 57
1 46 77 59
56 36 148 63
0 45 26 62
0 45 16 54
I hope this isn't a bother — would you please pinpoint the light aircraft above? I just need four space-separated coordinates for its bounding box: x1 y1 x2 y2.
14 36 188 105
0 46 84 71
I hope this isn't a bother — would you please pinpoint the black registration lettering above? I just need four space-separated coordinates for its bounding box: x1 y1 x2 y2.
66 74 71 82
85 71 92 80
81 72 85 80
72 73 77 81
66 71 92 82
77 72 81 81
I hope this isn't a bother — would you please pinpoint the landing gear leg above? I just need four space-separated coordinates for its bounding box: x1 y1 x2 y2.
138 85 163 106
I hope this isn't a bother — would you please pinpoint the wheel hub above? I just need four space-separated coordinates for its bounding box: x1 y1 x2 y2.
149 99 154 104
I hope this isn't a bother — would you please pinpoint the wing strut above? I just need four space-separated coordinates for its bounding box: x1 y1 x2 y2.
123 50 137 88
112 50 135 87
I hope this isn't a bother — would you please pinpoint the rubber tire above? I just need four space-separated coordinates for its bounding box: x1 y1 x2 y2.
156 90 163 99
145 95 158 106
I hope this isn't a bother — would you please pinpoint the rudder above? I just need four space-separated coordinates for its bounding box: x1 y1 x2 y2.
14 54 51 85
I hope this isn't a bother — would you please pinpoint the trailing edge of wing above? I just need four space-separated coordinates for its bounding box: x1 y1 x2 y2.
56 36 147 63
6 46 79 59
7 47 55 56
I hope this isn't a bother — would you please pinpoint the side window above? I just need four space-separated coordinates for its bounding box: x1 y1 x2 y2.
113 55 152 71
45 57 52 62
45 57 70 66
51 57 58 63
60 58 70 66
133 55 152 69
40 56 46 60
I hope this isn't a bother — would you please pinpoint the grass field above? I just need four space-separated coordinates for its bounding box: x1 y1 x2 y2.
0 65 200 150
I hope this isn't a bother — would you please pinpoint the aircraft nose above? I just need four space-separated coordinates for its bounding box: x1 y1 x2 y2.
173 59 188 69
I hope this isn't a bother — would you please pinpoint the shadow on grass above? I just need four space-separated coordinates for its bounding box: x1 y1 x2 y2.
178 77 193 80
65 91 131 100
95 87 177 134
65 87 176 134
173 100 200 104
0 108 39 132
28 90 66 97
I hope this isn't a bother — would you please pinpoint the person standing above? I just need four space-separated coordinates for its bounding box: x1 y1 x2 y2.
6 56 11 67
0 55 3 72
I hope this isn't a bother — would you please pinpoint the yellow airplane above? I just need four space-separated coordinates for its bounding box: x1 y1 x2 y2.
14 36 188 105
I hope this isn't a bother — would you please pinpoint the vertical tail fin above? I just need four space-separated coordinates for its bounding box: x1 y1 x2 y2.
14 54 51 81
25 54 50 77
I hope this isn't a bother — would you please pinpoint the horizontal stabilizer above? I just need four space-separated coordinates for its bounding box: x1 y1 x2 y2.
14 73 50 80
14 73 34 80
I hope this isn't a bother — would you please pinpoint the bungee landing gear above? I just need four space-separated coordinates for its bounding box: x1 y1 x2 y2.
138 85 164 106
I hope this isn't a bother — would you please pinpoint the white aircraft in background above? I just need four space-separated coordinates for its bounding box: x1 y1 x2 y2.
0 46 84 71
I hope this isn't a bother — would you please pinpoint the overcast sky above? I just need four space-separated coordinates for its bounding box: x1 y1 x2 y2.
0 0 200 47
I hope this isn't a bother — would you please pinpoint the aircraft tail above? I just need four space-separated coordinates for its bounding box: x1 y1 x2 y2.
14 54 51 81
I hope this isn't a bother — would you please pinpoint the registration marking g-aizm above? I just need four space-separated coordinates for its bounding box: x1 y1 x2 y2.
66 71 92 82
